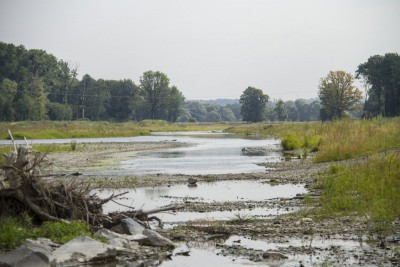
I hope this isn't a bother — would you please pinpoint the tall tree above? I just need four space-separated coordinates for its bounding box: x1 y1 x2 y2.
274 99 288 121
107 79 139 120
28 76 48 120
164 86 185 122
318 71 362 120
139 71 184 121
356 53 400 117
239 86 269 122
0 78 18 121
139 71 170 120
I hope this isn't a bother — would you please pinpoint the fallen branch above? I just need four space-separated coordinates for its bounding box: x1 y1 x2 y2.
0 132 184 230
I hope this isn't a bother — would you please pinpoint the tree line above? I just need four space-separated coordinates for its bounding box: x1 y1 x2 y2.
1 42 398 122
0 42 184 122
239 53 399 122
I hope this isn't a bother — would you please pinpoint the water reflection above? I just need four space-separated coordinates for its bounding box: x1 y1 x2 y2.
98 180 308 216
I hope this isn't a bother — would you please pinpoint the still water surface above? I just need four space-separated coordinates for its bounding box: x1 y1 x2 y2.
1 131 282 175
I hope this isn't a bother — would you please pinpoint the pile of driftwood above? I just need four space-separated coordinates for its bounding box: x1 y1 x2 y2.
0 131 181 229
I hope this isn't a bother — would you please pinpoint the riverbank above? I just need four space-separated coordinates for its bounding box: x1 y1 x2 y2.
46 141 400 266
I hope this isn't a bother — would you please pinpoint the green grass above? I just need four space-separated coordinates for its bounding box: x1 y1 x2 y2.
0 120 233 140
227 117 400 163
0 215 92 251
317 152 400 234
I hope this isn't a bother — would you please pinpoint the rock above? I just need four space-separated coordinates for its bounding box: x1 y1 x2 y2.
187 177 197 185
140 229 175 247
0 239 55 267
94 228 145 249
53 236 117 266
121 218 145 235
173 245 190 256
262 251 288 260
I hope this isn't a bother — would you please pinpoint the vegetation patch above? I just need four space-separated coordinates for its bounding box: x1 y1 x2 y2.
0 121 231 140
227 117 400 163
317 152 400 235
0 215 91 251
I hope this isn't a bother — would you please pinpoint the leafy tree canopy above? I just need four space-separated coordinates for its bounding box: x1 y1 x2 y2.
318 71 362 121
239 86 269 122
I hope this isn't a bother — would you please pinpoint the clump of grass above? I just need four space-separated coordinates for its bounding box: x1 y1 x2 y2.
0 215 92 251
227 212 255 224
318 152 400 235
31 220 91 244
281 134 302 150
0 216 31 250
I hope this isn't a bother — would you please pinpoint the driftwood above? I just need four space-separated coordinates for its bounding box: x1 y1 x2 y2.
0 131 182 229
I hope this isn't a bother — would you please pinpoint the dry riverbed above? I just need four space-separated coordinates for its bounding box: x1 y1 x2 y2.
48 142 400 266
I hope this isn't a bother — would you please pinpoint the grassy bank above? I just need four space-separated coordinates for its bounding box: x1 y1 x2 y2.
227 117 400 162
317 152 400 235
227 117 400 234
0 120 232 140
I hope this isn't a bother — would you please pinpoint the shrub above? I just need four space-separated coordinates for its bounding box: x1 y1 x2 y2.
281 134 301 150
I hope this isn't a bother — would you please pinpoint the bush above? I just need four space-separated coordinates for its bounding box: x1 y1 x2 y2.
281 134 301 150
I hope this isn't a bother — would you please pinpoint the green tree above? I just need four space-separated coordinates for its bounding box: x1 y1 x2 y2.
139 71 170 120
285 100 297 121
107 79 139 120
186 101 207 122
0 78 18 120
205 111 222 122
164 86 185 122
239 86 269 122
357 53 400 117
46 102 73 120
318 71 362 121
220 107 236 121
28 76 48 120
274 99 288 121
139 71 184 121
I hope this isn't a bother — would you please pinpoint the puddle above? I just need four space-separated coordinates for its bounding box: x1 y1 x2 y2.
156 207 299 228
225 235 368 251
223 235 390 266
98 180 307 211
158 247 268 267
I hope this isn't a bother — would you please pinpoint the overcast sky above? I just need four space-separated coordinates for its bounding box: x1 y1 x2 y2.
1 0 399 100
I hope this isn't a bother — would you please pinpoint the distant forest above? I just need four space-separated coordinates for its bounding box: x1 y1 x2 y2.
6 42 398 123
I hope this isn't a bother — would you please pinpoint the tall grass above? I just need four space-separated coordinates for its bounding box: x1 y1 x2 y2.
227 117 400 163
317 152 400 234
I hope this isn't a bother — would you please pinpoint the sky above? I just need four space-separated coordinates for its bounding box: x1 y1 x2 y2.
0 0 399 101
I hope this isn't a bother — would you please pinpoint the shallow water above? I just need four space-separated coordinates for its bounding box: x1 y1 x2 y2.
1 131 283 176
99 180 307 211
90 132 282 175
97 180 307 224
224 235 380 266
